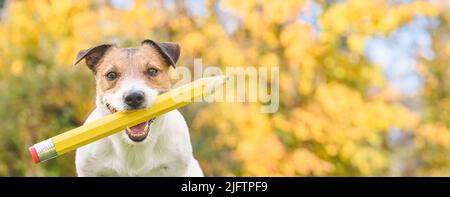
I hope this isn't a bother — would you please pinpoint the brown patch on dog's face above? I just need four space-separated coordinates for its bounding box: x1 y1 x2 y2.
94 45 172 95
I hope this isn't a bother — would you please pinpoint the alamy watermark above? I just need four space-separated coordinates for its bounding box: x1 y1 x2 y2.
171 58 279 113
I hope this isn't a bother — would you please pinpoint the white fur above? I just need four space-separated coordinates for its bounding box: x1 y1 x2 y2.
75 78 204 177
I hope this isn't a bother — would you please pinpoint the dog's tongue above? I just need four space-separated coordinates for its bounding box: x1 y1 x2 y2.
129 121 147 134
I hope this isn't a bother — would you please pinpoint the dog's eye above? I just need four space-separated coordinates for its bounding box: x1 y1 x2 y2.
106 72 118 81
147 68 159 77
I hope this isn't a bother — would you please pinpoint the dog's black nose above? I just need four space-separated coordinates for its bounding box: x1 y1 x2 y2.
124 91 145 109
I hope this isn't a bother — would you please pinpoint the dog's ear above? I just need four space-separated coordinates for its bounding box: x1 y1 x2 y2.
73 44 115 71
141 39 180 67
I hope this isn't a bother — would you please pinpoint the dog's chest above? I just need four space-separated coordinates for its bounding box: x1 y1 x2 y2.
102 155 188 177
93 139 190 176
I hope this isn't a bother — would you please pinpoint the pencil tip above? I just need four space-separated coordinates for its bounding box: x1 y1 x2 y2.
203 76 228 93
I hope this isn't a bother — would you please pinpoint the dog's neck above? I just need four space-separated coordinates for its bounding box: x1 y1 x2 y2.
97 108 167 169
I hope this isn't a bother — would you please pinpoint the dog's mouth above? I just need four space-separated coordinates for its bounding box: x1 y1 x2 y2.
125 119 155 142
106 103 155 142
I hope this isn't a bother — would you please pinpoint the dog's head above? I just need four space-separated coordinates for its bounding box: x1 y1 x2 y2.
74 39 180 143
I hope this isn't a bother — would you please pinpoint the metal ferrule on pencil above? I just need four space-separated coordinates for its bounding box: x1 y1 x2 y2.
29 139 58 163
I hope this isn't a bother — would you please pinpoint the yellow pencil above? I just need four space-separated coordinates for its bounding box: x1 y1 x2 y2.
29 76 228 164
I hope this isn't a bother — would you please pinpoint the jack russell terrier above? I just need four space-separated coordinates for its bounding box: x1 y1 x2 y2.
74 39 204 177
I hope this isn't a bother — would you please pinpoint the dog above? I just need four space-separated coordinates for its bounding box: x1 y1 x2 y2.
74 39 204 177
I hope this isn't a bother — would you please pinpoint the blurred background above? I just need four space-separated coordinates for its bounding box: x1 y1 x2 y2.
0 0 449 176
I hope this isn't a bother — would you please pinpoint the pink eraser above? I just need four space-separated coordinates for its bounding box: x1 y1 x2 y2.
28 146 40 164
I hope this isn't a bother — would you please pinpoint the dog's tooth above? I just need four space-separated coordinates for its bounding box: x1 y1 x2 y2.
144 123 149 132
